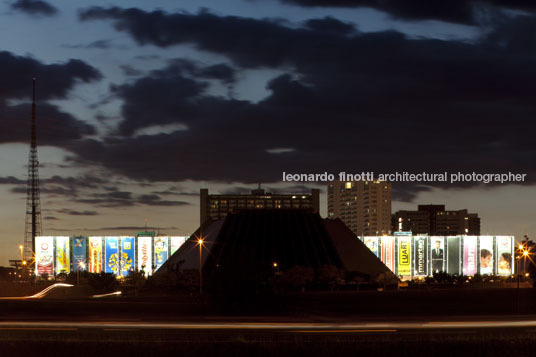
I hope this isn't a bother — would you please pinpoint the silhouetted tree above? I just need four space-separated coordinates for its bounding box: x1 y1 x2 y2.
277 266 314 292
123 270 146 295
55 272 68 282
377 272 398 289
87 272 119 292
317 265 344 291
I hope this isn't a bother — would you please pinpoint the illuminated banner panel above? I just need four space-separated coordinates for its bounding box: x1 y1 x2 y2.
414 237 428 276
364 237 379 257
120 236 135 276
398 237 411 276
463 236 478 276
430 237 445 273
154 237 169 271
479 236 494 275
72 237 87 272
105 236 119 274
138 236 153 276
170 236 187 255
447 236 461 275
55 236 70 274
381 236 395 273
36 236 54 276
496 236 513 276
88 237 103 273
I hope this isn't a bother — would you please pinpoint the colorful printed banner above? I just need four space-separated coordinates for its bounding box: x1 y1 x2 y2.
36 236 54 276
138 236 153 276
463 236 478 276
430 237 445 273
55 236 70 274
496 236 513 276
88 237 103 273
154 237 169 271
447 237 461 275
72 237 87 271
381 236 395 272
414 237 428 276
398 237 412 276
105 236 119 274
364 237 379 257
170 236 187 255
120 236 135 276
479 236 494 275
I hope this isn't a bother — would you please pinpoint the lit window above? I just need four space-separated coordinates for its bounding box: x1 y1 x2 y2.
345 182 352 189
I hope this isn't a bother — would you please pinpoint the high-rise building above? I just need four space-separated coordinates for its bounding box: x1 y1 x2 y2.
200 186 320 225
327 181 391 236
393 204 480 235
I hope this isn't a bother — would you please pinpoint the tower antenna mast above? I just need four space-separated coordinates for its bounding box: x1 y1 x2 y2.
23 78 42 265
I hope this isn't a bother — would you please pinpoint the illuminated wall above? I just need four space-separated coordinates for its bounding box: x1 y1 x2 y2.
34 235 189 276
360 235 515 278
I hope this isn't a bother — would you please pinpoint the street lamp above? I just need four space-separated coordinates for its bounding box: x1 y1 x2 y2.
77 261 86 285
196 238 205 295
273 261 279 274
515 242 530 314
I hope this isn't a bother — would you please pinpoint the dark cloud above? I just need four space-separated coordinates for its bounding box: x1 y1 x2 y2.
74 191 190 207
198 63 235 84
0 51 101 100
57 209 99 216
44 216 58 220
304 16 357 34
11 185 76 197
64 40 112 49
279 0 536 25
110 61 210 136
120 64 142 76
74 8 536 200
8 175 111 200
151 188 200 196
48 225 179 232
107 191 132 200
75 197 135 208
79 8 358 68
0 101 95 146
11 0 58 16
44 175 109 189
137 194 190 206
86 40 111 49
94 226 178 231
0 176 25 184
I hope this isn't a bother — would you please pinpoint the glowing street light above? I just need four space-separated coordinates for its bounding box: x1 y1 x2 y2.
77 261 86 285
196 237 205 295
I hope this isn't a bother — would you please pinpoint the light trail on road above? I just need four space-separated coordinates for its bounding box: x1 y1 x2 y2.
0 283 73 300
1 319 536 332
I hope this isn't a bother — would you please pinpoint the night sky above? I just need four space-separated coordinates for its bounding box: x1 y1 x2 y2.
1 0 535 265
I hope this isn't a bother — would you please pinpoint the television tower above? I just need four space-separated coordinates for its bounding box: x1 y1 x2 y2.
23 78 42 263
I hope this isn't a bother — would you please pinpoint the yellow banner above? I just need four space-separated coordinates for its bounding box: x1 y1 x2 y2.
89 237 103 273
398 237 411 276
55 236 70 274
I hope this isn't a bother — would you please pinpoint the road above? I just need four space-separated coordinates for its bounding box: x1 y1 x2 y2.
2 316 536 332
2 317 536 356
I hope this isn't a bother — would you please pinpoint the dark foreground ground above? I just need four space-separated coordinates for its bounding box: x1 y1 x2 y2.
0 325 536 357
1 288 536 356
